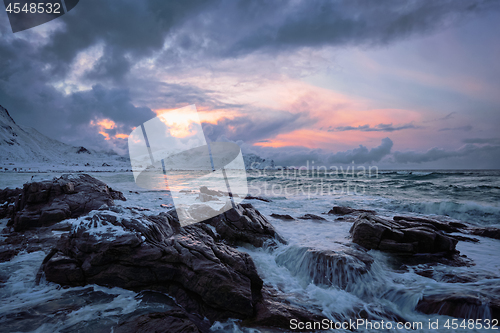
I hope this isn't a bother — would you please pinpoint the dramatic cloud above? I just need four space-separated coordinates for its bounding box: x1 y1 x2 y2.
329 123 419 132
326 137 393 164
1 0 499 168
202 111 316 143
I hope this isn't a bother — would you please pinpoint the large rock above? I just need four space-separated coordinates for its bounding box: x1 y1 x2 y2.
393 215 461 233
298 214 327 221
204 202 286 248
470 227 500 240
416 290 500 320
41 205 272 322
270 213 295 220
328 206 376 216
5 174 126 231
350 214 458 255
275 245 374 291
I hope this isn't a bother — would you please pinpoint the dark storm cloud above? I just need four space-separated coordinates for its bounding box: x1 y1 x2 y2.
130 80 241 111
438 125 473 131
329 123 419 132
1 0 498 153
202 111 316 143
39 0 212 80
326 137 393 164
393 143 500 163
222 0 499 56
13 0 498 81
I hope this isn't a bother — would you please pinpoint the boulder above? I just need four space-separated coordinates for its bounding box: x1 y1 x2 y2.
350 214 458 255
416 291 500 320
470 227 500 240
393 215 459 233
297 214 327 221
275 245 374 290
41 205 277 322
199 186 239 198
205 202 286 248
270 213 295 220
328 206 376 216
5 174 126 231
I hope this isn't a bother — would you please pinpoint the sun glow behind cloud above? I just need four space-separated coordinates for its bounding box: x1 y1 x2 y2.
90 118 129 141
154 107 236 138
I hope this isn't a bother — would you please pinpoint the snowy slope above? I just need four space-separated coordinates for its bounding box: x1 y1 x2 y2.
0 105 129 171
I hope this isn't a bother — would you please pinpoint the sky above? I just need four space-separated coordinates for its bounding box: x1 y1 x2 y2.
1 0 500 169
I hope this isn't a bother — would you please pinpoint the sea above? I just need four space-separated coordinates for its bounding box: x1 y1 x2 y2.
0 169 499 332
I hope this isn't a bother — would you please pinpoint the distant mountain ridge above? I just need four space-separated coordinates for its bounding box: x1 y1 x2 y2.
243 153 275 170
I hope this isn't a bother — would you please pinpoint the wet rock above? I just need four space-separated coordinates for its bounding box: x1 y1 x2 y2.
0 187 22 219
0 286 119 332
298 214 327 221
270 213 295 220
113 310 202 333
206 202 286 248
393 215 459 233
199 186 223 197
198 192 219 202
4 174 126 231
350 214 458 255
470 227 500 240
41 205 267 322
0 219 70 262
413 266 494 283
0 248 18 263
199 186 239 198
449 234 479 243
416 291 500 320
328 206 376 216
246 288 327 330
244 195 272 202
275 245 374 290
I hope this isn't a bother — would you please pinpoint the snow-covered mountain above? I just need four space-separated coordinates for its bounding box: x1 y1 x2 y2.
243 153 275 170
0 105 128 171
0 104 274 171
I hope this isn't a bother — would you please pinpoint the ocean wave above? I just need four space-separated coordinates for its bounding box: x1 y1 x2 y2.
387 200 500 226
